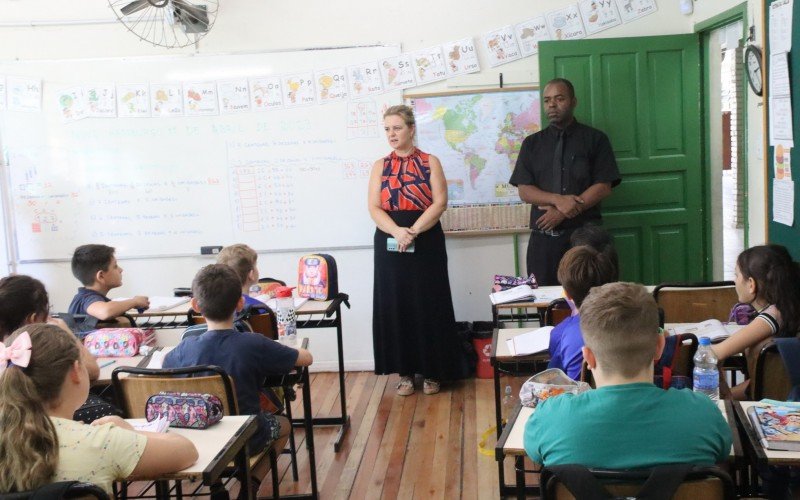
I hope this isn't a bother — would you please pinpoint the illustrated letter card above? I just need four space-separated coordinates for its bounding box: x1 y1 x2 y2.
614 0 658 23
315 67 348 103
218 80 251 114
547 5 587 41
347 62 384 99
442 37 481 77
150 83 184 117
283 72 316 107
483 26 523 67
410 46 449 85
7 76 42 113
183 82 219 116
84 84 116 118
515 17 550 57
579 0 622 35
249 76 283 110
117 84 150 118
56 87 87 123
379 54 417 91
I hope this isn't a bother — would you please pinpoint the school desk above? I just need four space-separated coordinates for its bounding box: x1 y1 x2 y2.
496 399 742 500
123 414 257 500
734 400 800 468
95 346 175 386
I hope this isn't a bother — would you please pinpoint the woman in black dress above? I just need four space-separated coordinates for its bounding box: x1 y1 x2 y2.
368 105 467 396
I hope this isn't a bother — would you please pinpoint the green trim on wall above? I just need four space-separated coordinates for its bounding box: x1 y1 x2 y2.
694 3 748 34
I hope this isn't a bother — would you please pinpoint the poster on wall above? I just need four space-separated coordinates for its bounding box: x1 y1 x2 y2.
183 82 219 116
56 86 87 123
314 67 349 103
6 77 42 112
775 144 792 180
442 37 481 77
282 72 316 107
773 179 795 226
482 26 523 67
84 84 116 118
378 54 417 91
217 80 250 114
546 5 587 41
579 0 623 35
347 61 384 99
149 83 183 117
515 17 550 57
410 46 449 85
614 0 658 23
249 76 283 110
769 0 793 53
116 84 150 118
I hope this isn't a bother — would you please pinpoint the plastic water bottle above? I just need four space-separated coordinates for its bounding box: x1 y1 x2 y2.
693 337 719 400
275 286 297 346
501 385 516 425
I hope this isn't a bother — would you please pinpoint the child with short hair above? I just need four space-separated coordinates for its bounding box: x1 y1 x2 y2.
163 264 312 488
0 323 197 494
525 282 731 468
217 243 267 308
68 244 149 322
547 245 617 379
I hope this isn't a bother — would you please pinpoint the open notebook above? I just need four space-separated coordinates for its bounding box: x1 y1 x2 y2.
667 319 738 341
506 326 554 356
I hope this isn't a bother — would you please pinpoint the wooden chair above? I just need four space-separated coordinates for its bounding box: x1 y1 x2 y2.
0 481 110 500
540 465 735 500
652 281 738 323
111 365 280 498
751 339 794 401
543 298 571 327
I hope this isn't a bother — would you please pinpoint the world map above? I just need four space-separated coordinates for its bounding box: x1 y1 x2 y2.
413 90 540 205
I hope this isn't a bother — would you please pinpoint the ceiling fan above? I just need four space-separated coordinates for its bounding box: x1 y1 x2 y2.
109 0 218 48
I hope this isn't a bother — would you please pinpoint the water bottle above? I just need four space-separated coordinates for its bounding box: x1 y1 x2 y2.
275 286 297 346
693 337 719 400
501 385 516 425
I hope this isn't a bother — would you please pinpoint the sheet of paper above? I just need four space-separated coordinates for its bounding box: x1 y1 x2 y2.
132 415 169 433
770 96 794 147
533 287 563 303
773 179 795 226
775 144 792 180
769 0 794 53
770 52 791 97
264 296 309 310
509 326 554 356
146 350 166 369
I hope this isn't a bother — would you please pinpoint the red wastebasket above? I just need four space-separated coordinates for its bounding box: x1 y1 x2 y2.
473 336 494 379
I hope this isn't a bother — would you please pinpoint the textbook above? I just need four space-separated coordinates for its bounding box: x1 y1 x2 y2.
490 285 537 305
505 326 554 356
667 319 737 342
747 402 800 451
116 296 190 312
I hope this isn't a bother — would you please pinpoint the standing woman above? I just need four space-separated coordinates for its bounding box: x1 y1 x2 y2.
369 105 468 396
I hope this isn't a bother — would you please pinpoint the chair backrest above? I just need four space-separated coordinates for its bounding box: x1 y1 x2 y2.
541 465 735 500
652 281 738 323
544 298 571 327
111 365 238 418
0 481 110 500
185 308 277 341
752 339 794 401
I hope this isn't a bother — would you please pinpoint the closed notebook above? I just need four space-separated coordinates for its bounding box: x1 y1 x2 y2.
747 403 800 451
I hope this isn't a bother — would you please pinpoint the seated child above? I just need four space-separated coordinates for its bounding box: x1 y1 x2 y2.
547 245 617 380
163 264 313 487
711 244 800 399
0 324 197 494
68 244 150 323
569 224 619 281
217 243 268 308
525 282 732 469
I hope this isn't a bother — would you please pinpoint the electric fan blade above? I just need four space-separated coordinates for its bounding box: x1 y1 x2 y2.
173 1 208 33
120 0 152 15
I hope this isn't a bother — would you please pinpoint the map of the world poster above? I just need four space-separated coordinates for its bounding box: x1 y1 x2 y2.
411 89 540 206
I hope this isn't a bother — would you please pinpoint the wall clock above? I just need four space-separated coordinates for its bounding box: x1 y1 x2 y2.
744 45 763 96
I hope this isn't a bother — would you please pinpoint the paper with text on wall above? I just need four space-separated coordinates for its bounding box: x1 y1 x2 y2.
506 326 554 356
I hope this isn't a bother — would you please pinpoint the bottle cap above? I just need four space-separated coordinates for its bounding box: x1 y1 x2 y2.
275 286 295 298
699 336 711 346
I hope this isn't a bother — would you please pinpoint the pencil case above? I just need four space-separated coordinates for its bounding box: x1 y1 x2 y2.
83 327 154 357
519 369 590 408
145 391 223 429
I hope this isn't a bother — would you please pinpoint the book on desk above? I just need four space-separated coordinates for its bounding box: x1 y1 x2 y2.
506 326 554 356
667 319 736 342
747 401 800 451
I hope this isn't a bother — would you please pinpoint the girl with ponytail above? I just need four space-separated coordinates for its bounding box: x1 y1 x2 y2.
0 324 197 494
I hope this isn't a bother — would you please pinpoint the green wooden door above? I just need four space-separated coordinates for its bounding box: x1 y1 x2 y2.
539 34 704 283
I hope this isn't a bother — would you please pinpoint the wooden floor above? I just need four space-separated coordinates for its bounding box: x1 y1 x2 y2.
257 371 531 500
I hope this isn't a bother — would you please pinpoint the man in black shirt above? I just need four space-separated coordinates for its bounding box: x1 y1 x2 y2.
509 78 621 285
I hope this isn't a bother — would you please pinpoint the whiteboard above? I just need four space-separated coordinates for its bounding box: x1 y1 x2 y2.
0 47 401 261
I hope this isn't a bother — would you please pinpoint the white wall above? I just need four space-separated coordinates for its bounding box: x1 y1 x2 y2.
0 1 768 371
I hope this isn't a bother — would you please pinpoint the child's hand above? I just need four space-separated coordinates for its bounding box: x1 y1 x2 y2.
91 415 135 431
133 296 150 309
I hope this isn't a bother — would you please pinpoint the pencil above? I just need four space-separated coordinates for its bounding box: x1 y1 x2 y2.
99 360 116 369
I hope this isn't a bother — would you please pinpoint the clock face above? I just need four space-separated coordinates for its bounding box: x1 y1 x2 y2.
745 46 763 96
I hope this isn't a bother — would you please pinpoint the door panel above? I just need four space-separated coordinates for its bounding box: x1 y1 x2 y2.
539 34 703 284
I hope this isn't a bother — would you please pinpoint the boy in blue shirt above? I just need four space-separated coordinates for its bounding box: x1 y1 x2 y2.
547 245 616 379
217 243 269 308
525 282 732 468
163 264 312 490
68 244 149 322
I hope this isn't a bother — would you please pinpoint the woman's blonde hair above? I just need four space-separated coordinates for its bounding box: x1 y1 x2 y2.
383 105 416 129
0 323 81 492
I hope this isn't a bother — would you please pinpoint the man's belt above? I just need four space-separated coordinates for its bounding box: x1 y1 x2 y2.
531 228 567 237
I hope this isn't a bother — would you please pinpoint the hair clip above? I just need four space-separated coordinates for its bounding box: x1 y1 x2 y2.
0 331 32 372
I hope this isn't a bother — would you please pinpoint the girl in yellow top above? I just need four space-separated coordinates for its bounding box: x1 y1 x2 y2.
0 324 198 494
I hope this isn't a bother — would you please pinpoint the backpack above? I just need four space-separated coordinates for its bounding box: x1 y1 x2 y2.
654 333 697 390
297 254 338 300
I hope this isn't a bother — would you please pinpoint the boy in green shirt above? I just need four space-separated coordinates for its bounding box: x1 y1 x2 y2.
524 282 732 468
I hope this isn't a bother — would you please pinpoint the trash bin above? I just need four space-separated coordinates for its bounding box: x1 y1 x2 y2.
455 321 477 377
472 321 495 379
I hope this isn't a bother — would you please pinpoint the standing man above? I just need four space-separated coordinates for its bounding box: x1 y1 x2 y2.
509 78 621 285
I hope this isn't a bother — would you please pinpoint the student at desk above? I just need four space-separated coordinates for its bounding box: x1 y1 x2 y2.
0 323 197 495
68 244 149 325
524 283 731 468
164 264 313 493
216 243 270 308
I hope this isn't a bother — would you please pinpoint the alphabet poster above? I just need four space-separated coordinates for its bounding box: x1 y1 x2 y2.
378 54 417 91
315 67 349 103
347 61 383 99
116 83 150 117
56 86 87 123
483 26 523 67
249 76 283 110
614 0 658 23
84 84 117 118
546 5 587 41
443 37 481 77
515 16 550 57
579 0 622 35
183 82 219 116
218 80 251 114
7 76 42 113
283 72 316 107
410 46 448 85
149 83 183 117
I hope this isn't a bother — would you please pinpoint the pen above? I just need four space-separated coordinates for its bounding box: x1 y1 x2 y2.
99 360 116 369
